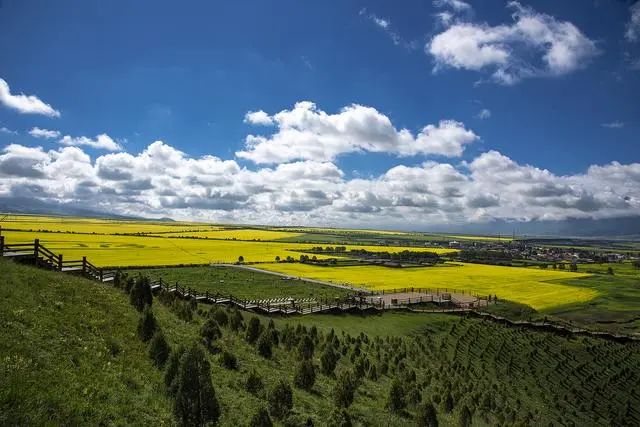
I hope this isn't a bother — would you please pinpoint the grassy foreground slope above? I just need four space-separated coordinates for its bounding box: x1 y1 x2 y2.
2 259 640 426
0 258 173 425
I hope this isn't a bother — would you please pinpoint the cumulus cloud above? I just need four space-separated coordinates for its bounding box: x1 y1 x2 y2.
236 101 478 163
244 110 274 125
0 78 60 117
428 2 599 84
59 133 121 151
29 127 61 139
627 2 640 42
0 138 638 227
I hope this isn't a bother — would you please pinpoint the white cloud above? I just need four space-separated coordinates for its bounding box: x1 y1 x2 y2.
59 133 121 151
0 127 18 135
601 121 624 129
0 139 638 226
626 2 640 42
236 101 478 163
372 16 390 29
244 110 274 126
0 78 60 117
360 8 405 47
29 127 61 139
476 109 491 119
428 2 599 84
434 0 472 12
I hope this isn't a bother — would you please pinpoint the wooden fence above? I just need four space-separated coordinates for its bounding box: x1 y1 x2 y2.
0 236 116 283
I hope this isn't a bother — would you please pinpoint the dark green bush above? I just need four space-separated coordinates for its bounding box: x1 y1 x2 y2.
200 318 222 352
267 379 293 419
387 379 406 413
246 316 261 343
129 276 152 312
333 370 357 408
164 345 186 396
416 401 439 427
229 308 243 332
298 335 314 360
148 329 171 368
219 351 237 370
320 346 339 376
245 369 264 395
294 360 316 391
209 306 229 326
249 407 272 427
257 332 273 359
137 306 157 342
173 345 220 426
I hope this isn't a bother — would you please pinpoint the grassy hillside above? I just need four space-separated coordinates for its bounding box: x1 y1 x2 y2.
0 258 174 425
2 259 639 426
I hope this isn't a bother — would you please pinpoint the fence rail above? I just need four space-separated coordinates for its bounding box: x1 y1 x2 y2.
0 236 116 283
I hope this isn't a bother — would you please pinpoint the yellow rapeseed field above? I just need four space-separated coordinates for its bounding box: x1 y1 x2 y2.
256 263 597 311
150 229 304 241
0 215 222 234
1 230 452 266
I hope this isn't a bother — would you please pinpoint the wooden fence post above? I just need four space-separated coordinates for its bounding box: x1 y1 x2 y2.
58 254 63 271
82 256 87 275
0 235 4 255
100 269 104 282
33 239 40 267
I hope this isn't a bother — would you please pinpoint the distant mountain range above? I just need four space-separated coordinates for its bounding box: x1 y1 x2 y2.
428 216 640 239
0 196 637 237
0 197 140 220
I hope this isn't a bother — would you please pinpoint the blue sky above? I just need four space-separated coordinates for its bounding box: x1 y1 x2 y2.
0 0 638 228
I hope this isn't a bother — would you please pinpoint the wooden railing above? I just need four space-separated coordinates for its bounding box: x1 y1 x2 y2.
0 236 116 282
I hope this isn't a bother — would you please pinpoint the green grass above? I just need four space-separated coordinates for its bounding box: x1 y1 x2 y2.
0 258 174 425
2 259 640 426
128 266 352 300
540 262 640 334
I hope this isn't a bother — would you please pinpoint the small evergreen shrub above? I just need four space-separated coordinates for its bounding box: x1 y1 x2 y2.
148 329 171 368
293 360 316 391
129 276 152 312
137 306 157 342
200 318 222 352
387 379 406 413
244 369 264 395
257 332 273 359
173 345 221 426
209 306 229 326
219 351 237 370
267 379 293 419
320 346 339 376
333 370 357 408
415 402 439 427
249 407 272 427
164 345 186 396
246 316 261 343
298 335 314 360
